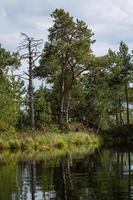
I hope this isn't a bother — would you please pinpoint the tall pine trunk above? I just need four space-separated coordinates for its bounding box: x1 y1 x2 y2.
65 92 70 124
125 79 129 125
118 97 123 125
59 65 65 128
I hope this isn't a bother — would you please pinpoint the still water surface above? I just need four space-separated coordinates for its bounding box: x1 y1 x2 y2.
0 147 133 200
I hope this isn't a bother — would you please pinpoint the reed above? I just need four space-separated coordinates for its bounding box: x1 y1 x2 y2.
0 132 101 151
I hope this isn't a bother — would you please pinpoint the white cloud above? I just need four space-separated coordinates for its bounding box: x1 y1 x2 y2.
1 0 133 89
1 0 133 54
0 9 7 18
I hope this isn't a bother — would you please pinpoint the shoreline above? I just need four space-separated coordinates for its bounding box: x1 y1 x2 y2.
0 132 101 151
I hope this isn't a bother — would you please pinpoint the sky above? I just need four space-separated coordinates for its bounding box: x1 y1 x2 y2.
1 0 133 87
1 0 133 56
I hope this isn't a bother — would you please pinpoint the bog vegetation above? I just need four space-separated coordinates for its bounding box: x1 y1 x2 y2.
0 9 133 146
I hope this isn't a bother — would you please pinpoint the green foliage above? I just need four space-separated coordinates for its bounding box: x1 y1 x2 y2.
73 42 133 131
35 9 94 80
0 119 15 134
0 45 20 72
0 45 21 132
1 9 133 137
34 84 52 129
34 9 95 126
48 124 60 133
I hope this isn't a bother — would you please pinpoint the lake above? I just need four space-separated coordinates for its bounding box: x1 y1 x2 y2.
0 146 132 200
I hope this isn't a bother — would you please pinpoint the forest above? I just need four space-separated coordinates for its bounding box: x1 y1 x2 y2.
0 9 133 146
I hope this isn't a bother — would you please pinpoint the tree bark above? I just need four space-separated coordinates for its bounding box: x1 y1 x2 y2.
59 65 65 128
18 33 42 131
28 41 35 131
125 79 129 125
115 110 118 125
65 92 70 124
118 98 123 125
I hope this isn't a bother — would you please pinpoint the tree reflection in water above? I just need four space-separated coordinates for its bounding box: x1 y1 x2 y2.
0 147 133 200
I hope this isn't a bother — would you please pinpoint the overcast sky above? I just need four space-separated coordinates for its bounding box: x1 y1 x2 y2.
1 0 133 56
1 0 133 88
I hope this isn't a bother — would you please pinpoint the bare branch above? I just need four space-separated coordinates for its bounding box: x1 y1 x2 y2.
32 54 41 64
75 68 88 77
21 32 30 40
14 74 29 80
23 71 29 77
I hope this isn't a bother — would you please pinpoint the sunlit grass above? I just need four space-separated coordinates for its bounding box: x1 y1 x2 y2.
0 132 101 151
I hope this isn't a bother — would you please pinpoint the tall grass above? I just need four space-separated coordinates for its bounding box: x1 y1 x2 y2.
0 132 101 151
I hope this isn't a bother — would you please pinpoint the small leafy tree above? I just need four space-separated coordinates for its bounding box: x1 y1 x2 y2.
0 44 20 132
34 85 52 129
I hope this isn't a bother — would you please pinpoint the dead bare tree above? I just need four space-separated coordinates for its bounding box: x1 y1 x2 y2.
18 33 43 131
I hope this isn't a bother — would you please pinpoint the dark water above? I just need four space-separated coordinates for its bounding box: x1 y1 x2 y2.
0 147 133 200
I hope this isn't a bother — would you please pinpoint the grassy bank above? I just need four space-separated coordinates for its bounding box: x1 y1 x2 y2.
0 132 101 151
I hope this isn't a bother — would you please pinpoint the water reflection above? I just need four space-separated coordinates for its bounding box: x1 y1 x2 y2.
1 147 133 199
